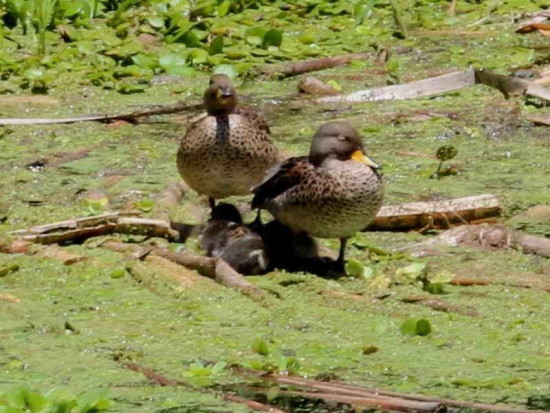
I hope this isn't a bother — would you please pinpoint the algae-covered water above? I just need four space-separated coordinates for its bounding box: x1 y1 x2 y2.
1 4 550 412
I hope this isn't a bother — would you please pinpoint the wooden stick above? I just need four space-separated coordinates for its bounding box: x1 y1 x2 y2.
400 296 480 317
257 52 373 78
0 102 202 126
474 69 550 101
317 68 550 104
402 224 550 259
317 69 475 103
368 194 502 231
101 240 266 299
122 362 289 412
151 181 187 223
268 376 546 413
11 212 179 244
280 389 443 413
222 394 289 413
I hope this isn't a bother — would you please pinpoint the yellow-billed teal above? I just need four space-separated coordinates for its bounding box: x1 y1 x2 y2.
177 74 278 210
252 121 384 270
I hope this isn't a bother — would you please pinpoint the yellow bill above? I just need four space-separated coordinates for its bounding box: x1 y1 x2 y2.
351 150 380 169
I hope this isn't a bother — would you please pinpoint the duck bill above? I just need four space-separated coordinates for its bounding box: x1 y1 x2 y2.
216 87 233 98
351 150 380 169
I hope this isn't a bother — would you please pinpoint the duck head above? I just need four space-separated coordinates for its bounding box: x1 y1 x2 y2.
309 121 380 170
204 74 237 116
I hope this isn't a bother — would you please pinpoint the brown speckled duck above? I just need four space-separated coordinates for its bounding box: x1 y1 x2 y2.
177 74 278 211
252 121 384 271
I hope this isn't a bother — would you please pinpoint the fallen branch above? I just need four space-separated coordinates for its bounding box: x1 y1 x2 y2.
400 296 480 317
0 102 202 126
10 212 179 244
261 375 547 413
101 240 266 300
367 194 502 232
317 68 550 104
450 276 550 293
317 69 475 103
122 362 288 412
474 69 550 100
23 146 98 170
257 52 373 78
402 224 550 259
151 181 187 223
279 389 442 413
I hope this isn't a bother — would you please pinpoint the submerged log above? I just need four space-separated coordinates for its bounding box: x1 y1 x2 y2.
368 194 502 231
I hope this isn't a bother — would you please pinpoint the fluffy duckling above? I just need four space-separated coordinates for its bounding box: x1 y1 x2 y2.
200 203 269 275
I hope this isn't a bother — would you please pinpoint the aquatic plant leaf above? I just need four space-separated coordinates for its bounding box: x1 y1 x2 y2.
210 361 227 375
400 318 432 336
436 145 458 161
110 268 126 279
213 64 237 79
262 29 283 49
147 16 164 29
395 262 426 281
209 35 224 55
245 26 267 46
252 339 269 356
345 259 364 278
189 48 209 64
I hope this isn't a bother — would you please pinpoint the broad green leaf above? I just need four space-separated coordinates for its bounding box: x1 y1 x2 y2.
213 64 237 79
245 26 267 46
188 48 209 64
396 262 426 281
209 35 224 55
400 318 432 336
262 29 283 49
211 361 227 375
147 16 164 29
110 268 126 279
252 339 269 356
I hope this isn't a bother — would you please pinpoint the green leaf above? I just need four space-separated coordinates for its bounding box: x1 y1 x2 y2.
0 264 19 277
188 48 209 64
210 361 227 375
395 262 426 281
252 339 269 356
209 35 224 55
245 27 267 46
213 64 237 79
110 268 126 279
326 79 342 91
262 29 283 49
216 0 230 17
159 53 187 75
436 145 458 161
147 16 164 29
400 318 432 336
266 386 280 402
136 198 155 212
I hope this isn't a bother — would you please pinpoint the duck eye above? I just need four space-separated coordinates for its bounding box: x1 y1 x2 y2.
337 134 346 141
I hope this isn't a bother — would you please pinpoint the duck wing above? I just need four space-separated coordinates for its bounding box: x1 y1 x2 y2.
252 156 309 209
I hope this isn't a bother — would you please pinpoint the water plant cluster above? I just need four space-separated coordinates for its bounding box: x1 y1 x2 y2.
0 0 545 93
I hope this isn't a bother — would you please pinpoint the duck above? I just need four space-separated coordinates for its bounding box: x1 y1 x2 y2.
177 74 278 212
252 121 384 273
200 203 269 275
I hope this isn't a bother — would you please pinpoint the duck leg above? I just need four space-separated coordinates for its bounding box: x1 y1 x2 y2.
248 209 263 234
208 197 216 211
336 237 348 272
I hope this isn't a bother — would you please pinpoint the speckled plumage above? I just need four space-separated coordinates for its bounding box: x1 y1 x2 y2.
252 121 384 268
254 157 383 238
177 75 278 200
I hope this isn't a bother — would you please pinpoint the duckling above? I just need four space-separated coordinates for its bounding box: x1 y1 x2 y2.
177 74 278 211
200 203 269 275
252 121 384 273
